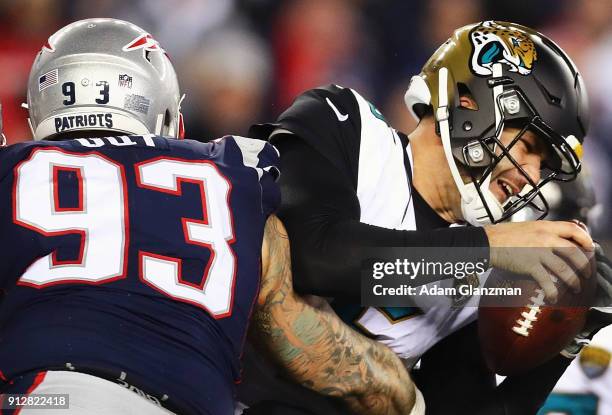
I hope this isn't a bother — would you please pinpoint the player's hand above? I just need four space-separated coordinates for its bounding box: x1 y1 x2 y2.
563 308 612 358
484 220 595 303
593 242 612 309
562 243 612 358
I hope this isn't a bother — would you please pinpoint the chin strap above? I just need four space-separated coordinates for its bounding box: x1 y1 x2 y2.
156 94 186 138
436 66 504 226
177 93 186 139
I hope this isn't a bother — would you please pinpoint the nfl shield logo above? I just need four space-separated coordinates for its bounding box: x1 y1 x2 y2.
119 74 133 88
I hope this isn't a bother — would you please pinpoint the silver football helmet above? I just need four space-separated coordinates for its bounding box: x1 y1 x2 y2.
27 18 184 140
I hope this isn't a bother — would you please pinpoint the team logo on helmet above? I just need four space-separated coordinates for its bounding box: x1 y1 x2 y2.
122 34 163 52
42 39 55 53
469 21 537 77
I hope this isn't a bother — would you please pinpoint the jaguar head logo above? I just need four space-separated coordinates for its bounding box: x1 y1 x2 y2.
580 345 611 379
469 21 537 76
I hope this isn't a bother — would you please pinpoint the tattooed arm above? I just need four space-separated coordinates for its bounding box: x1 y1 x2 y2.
252 215 420 415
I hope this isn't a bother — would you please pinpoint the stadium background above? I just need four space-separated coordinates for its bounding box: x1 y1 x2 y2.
1 0 610 244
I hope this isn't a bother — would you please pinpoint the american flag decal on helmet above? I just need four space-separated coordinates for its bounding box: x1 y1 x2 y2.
39 69 59 91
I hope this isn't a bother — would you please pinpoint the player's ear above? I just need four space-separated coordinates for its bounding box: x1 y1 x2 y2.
459 95 478 110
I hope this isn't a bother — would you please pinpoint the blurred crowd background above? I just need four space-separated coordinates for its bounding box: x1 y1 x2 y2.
0 0 610 241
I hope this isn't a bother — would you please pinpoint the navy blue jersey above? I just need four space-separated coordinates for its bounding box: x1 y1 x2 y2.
0 134 280 415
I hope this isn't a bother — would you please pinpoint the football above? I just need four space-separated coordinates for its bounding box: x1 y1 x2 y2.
478 265 597 376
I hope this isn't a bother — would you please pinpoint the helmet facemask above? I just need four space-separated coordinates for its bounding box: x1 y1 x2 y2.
459 86 582 224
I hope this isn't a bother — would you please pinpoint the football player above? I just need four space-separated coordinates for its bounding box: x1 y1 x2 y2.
244 21 610 414
0 19 421 415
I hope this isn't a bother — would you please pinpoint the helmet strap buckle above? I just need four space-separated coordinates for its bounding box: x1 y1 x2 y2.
436 106 449 122
465 141 485 164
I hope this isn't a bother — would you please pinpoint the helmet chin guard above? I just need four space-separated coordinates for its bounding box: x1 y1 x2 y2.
461 183 504 225
435 65 505 226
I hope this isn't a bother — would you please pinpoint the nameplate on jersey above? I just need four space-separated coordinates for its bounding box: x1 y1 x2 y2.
74 135 168 150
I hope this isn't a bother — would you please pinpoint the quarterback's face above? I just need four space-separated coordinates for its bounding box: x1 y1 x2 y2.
489 127 549 204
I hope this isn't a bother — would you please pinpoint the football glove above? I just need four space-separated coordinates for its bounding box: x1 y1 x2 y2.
562 242 612 358
593 242 612 309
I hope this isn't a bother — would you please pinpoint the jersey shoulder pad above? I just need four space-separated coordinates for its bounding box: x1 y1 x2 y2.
0 140 54 180
277 84 361 143
261 85 364 179
227 135 280 181
224 135 281 216
276 84 393 148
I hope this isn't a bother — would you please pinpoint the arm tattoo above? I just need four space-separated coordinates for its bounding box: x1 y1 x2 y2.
252 215 416 415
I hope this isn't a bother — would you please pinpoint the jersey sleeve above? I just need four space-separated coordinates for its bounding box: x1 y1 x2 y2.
250 84 362 189
0 145 16 291
273 137 490 300
229 136 281 217
0 141 38 181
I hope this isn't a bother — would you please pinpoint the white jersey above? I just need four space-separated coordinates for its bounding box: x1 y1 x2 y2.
351 87 480 364
539 326 612 415
272 84 481 365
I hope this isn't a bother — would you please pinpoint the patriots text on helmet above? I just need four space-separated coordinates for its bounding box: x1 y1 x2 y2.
54 113 113 133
